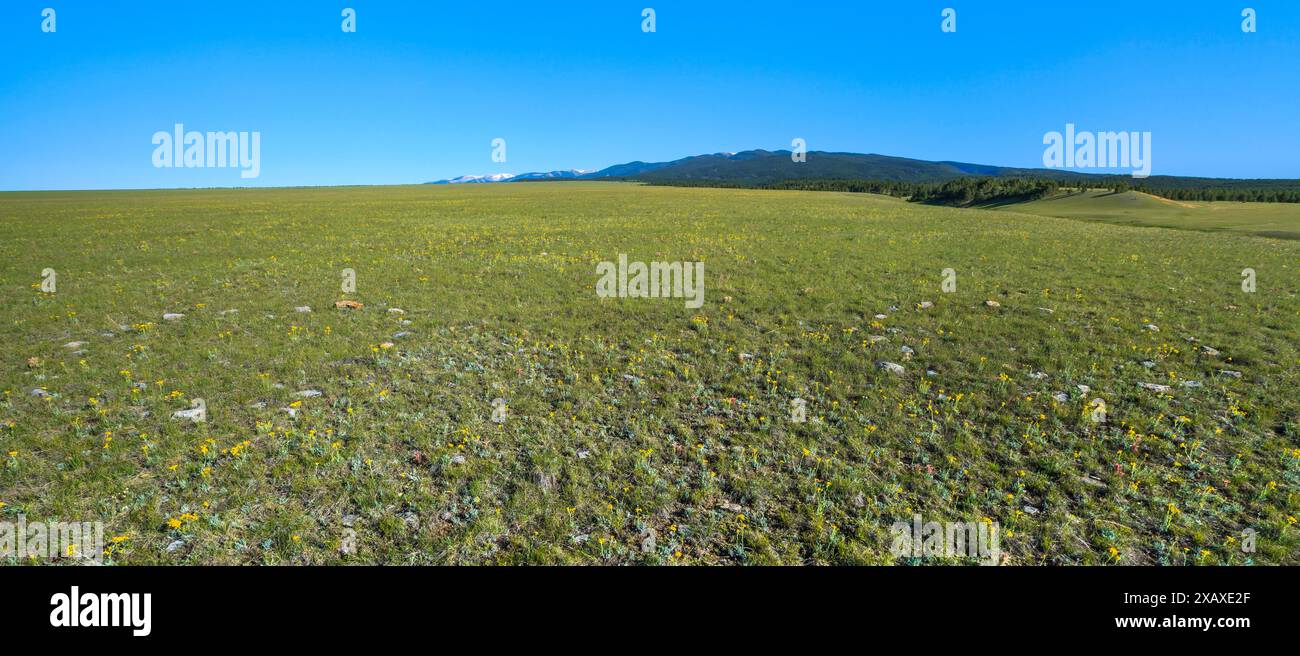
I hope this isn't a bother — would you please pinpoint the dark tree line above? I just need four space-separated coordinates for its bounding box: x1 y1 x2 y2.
645 175 1300 205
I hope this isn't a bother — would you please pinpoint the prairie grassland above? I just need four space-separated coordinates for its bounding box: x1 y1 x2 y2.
1005 189 1300 240
0 182 1297 564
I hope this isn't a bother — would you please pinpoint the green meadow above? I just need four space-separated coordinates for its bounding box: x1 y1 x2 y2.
1003 189 1300 240
1 182 1297 564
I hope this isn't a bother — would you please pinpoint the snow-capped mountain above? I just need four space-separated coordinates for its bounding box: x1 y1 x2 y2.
432 173 519 184
430 169 598 184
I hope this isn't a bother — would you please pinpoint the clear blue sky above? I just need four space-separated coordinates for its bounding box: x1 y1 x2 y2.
2 1 1298 190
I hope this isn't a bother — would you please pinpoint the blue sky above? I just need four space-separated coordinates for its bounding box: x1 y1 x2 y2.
2 1 1297 190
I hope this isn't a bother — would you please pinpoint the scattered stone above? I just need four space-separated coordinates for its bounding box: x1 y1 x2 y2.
387 308 405 315
1143 323 1159 332
171 400 206 423
1180 381 1203 388
1138 382 1172 393
247 401 267 409
163 313 185 321
449 454 466 465
874 314 887 320
1201 346 1220 356
899 346 914 360
577 449 591 459
133 382 148 391
1218 370 1243 378
294 389 322 398
399 319 412 326
1140 360 1156 369
984 300 1001 308
30 388 50 398
393 331 411 339
1022 505 1039 515
868 335 888 344
877 361 906 375
719 501 743 513
63 341 87 349
917 301 934 309
1028 371 1048 380
926 369 939 377
1077 384 1091 395
1037 307 1054 314
281 407 298 419
885 327 903 334
1052 392 1070 403
1079 475 1107 489
739 352 754 360
341 514 357 528
294 306 312 313
165 540 185 553
219 309 238 315
888 306 900 312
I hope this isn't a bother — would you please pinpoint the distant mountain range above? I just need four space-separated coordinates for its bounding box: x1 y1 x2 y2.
427 149 1103 185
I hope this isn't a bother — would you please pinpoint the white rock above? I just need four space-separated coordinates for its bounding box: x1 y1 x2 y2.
1180 381 1203 388
917 301 934 309
1218 370 1243 378
877 361 906 375
1143 324 1159 332
1138 382 1172 393
294 306 312 313
63 341 87 349
984 300 1001 308
163 313 185 321
1052 392 1069 403
387 308 405 315
294 389 322 398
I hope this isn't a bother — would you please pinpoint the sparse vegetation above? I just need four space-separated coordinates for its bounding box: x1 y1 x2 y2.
1 182 1296 565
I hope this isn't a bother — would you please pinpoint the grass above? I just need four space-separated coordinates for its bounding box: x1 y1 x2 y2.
1 182 1297 565
1002 189 1300 240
